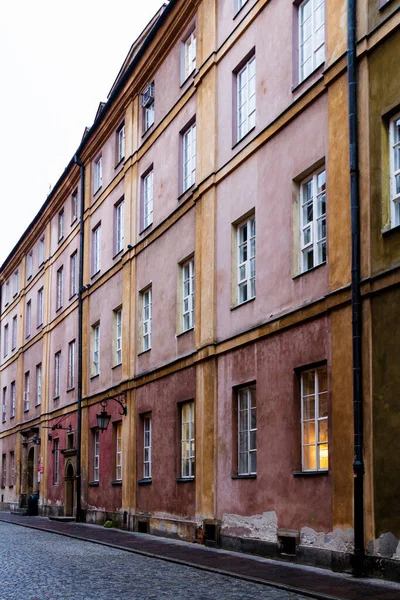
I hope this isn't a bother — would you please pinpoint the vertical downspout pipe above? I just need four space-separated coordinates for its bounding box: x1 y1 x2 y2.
73 154 85 523
347 0 365 576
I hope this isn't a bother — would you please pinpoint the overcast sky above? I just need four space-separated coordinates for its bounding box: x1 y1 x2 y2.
0 0 166 266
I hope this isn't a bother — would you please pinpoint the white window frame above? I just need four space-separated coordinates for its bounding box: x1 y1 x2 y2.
237 55 256 142
238 385 257 475
143 170 154 229
301 365 328 472
237 216 256 305
10 452 14 486
2 455 6 488
390 113 400 227
92 324 100 376
115 423 122 481
183 123 196 192
56 267 63 310
37 287 44 326
26 251 33 281
182 259 195 332
4 281 10 306
299 0 325 82
39 235 45 266
300 168 327 272
26 300 31 338
54 351 61 398
13 270 19 297
70 252 77 297
181 401 195 478
93 225 101 274
3 324 8 357
145 102 155 132
2 388 6 423
68 340 76 389
94 429 100 482
117 124 125 163
10 381 16 418
141 288 152 352
115 309 122 366
94 156 102 193
71 190 78 222
24 372 30 412
143 415 152 479
183 30 196 81
115 201 125 254
58 209 64 241
11 315 17 350
54 439 60 485
36 364 42 406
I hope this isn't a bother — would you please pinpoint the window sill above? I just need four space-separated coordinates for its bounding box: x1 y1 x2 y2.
177 184 197 204
138 478 152 485
139 222 153 236
142 123 154 138
232 125 256 150
176 327 194 338
25 335 30 341
293 470 329 477
231 296 255 311
56 306 63 313
61 448 76 457
10 415 15 419
292 261 326 280
382 223 400 237
111 480 122 486
138 348 151 357
292 63 325 94
71 217 78 226
8 485 13 489
37 323 43 329
379 0 394 10
232 474 257 480
176 477 195 483
69 294 77 302
1 420 6 424
66 387 75 393
93 186 102 197
112 249 124 261
23 409 29 413
180 69 196 89
90 374 100 381
112 362 122 370
233 1 249 20
53 396 60 402
0 486 5 489
34 404 41 408
27 275 32 283
88 481 99 487
58 237 64 244
115 158 124 170
91 270 101 279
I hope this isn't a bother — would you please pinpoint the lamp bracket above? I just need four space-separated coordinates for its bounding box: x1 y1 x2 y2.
101 392 127 417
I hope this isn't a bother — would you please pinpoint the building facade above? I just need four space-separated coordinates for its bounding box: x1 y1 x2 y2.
1 0 399 579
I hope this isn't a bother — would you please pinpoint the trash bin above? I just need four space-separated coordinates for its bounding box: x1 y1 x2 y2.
27 493 38 516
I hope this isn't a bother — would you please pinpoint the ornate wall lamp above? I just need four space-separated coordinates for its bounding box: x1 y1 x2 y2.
96 393 127 433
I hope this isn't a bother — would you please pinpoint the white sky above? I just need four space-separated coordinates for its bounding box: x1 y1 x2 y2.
0 0 166 266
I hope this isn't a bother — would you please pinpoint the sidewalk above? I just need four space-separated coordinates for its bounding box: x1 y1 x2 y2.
1 512 400 600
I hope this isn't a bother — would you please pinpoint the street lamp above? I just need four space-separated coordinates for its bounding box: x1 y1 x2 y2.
96 393 127 433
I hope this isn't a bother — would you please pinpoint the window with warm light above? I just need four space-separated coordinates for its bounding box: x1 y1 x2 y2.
181 401 195 478
301 365 328 471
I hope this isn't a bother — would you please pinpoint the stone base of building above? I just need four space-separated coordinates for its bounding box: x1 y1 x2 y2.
39 504 65 518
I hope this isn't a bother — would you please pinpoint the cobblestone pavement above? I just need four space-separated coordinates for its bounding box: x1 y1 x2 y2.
0 522 310 600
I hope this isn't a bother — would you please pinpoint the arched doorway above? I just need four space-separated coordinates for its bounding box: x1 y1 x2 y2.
64 462 75 517
27 448 34 495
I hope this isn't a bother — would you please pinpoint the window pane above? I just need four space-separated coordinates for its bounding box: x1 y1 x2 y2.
303 421 315 445
319 443 329 469
303 445 316 471
250 452 257 473
303 395 315 420
302 371 315 396
318 419 328 442
318 392 328 417
249 430 256 450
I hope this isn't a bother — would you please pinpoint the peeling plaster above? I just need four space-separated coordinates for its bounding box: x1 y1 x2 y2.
300 526 354 553
221 512 278 542
367 533 400 560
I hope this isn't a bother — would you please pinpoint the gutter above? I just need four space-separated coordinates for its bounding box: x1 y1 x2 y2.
347 0 365 576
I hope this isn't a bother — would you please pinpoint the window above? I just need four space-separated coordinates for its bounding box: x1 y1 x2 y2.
301 365 328 471
54 439 60 485
24 372 30 412
183 30 196 81
300 168 326 272
58 209 64 241
4 281 10 306
10 382 16 418
117 123 125 163
70 252 78 297
141 288 152 352
13 270 19 297
92 225 101 274
2 455 6 488
26 300 31 338
143 170 154 229
115 309 122 366
71 190 78 223
115 423 122 481
68 340 76 389
181 402 195 478
10 452 14 486
182 258 195 332
26 251 33 281
237 216 256 304
39 235 45 266
235 0 248 12
143 415 152 479
11 315 17 350
299 0 325 82
142 83 155 132
2 388 6 423
238 386 257 475
237 55 256 142
54 351 61 398
94 430 100 482
67 432 74 450
390 114 400 227
182 123 196 192
3 324 9 357
92 324 100 376
37 287 44 326
56 266 63 310
36 364 42 405
93 156 102 193
115 200 124 254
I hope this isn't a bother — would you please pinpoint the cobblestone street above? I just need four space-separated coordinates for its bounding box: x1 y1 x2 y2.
0 522 311 600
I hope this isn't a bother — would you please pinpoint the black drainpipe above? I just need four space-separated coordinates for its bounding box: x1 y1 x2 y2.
347 0 365 576
73 154 85 523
